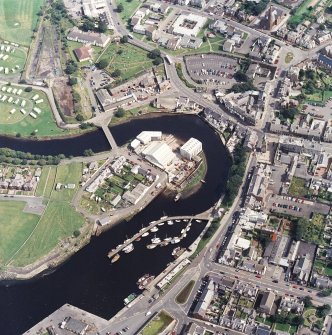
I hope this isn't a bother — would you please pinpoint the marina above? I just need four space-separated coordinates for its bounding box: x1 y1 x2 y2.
107 214 209 261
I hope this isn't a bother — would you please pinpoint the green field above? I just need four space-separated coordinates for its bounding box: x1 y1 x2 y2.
115 0 142 23
0 84 67 137
0 200 39 265
99 43 154 83
35 165 57 197
2 162 86 267
0 0 44 46
288 0 316 28
289 177 308 197
10 201 84 266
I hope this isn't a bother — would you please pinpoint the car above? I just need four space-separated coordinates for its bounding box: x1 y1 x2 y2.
299 287 304 290
293 285 297 288
255 275 261 278
235 276 239 279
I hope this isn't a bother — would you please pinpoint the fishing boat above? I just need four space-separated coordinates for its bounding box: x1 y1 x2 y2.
123 243 134 253
174 193 181 202
142 232 149 237
157 221 165 226
167 220 174 225
138 275 155 290
111 254 120 263
172 247 181 256
171 237 181 244
147 244 157 249
151 226 159 232
124 293 137 306
137 274 149 285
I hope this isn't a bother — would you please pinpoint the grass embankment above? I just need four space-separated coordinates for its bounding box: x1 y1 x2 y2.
141 311 174 335
176 280 195 304
0 0 44 46
2 163 86 267
183 156 207 193
110 105 157 124
175 63 196 89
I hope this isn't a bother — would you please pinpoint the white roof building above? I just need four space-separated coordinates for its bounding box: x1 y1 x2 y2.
136 131 162 144
171 13 207 37
180 137 202 160
143 142 175 169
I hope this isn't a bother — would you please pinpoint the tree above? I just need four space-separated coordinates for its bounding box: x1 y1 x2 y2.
112 69 122 77
16 133 21 138
73 230 80 237
98 20 108 33
148 49 161 59
153 57 163 66
292 315 304 326
280 107 297 121
303 296 313 308
117 3 124 12
317 304 331 318
24 86 33 92
318 289 332 297
294 218 308 241
115 107 125 118
81 18 95 32
84 149 94 156
68 77 78 86
76 114 84 121
65 60 78 74
97 59 109 69
120 35 128 43
202 36 207 42
234 70 249 82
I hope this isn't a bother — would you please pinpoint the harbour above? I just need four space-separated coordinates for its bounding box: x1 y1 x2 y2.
0 114 231 334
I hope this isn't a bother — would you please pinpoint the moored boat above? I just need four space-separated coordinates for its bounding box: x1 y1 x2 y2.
175 219 181 223
172 247 181 256
111 254 120 263
123 243 134 253
157 221 165 226
147 243 157 249
171 237 181 244
124 293 137 305
167 220 174 225
142 232 149 237
174 193 181 202
151 237 161 244
151 226 159 232
137 274 149 284
138 275 155 290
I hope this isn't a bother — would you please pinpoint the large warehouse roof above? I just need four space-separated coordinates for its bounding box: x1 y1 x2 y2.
143 142 175 168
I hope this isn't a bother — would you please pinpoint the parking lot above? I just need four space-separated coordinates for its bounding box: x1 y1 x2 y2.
266 194 330 218
89 69 114 90
185 54 239 87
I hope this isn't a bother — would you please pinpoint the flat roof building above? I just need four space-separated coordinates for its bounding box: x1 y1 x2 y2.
180 137 202 160
137 131 162 144
171 13 207 37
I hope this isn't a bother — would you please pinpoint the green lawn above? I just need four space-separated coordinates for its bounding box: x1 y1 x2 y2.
10 201 85 266
0 200 39 266
176 280 195 304
115 0 142 23
287 0 316 28
99 42 154 83
288 177 308 197
141 311 174 335
274 323 291 332
314 259 332 277
0 84 68 137
110 104 157 124
0 0 44 46
51 163 82 202
35 165 57 198
0 46 27 75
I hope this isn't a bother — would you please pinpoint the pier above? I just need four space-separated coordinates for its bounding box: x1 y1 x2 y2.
107 213 209 259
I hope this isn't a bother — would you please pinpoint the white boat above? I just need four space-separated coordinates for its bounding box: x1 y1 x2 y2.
175 220 181 223
149 221 156 224
186 227 191 232
174 193 181 202
160 216 168 220
147 244 157 249
181 228 185 234
172 247 181 256
123 243 134 253
157 222 165 226
167 220 174 225
151 237 161 244
183 233 187 238
142 232 149 237
164 237 172 242
195 219 202 223
183 219 189 222
171 237 181 244
151 227 159 232
116 243 123 248
139 227 145 232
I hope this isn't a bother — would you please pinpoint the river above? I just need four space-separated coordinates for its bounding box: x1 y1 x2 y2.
0 114 231 335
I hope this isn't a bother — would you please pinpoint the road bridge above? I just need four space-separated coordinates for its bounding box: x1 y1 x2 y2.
100 124 119 153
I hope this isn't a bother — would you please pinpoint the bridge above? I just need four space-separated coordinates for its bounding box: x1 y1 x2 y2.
106 213 210 260
101 124 119 153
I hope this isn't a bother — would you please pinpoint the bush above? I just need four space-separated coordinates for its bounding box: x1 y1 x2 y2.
76 114 84 121
148 49 161 59
24 87 33 92
68 77 78 86
153 57 163 66
120 35 128 43
73 230 80 237
115 108 125 118
97 59 109 69
84 149 94 156
117 3 124 12
112 69 122 77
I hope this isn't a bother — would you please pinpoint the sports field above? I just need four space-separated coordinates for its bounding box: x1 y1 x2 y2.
0 0 44 46
2 162 86 267
0 201 39 265
0 84 66 137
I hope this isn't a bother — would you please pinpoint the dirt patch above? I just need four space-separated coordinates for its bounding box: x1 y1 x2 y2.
53 77 74 116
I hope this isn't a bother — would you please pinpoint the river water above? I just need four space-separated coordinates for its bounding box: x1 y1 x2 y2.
0 114 231 335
